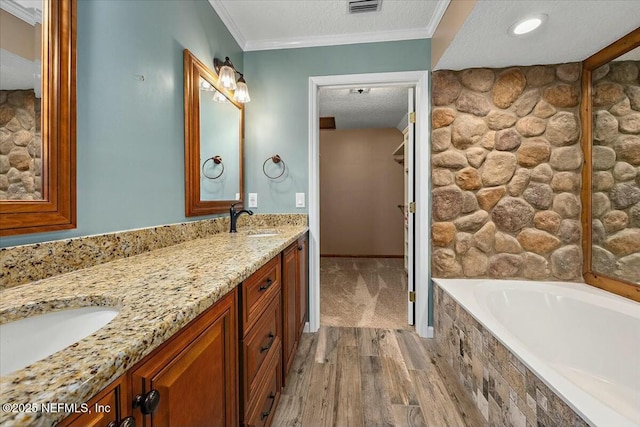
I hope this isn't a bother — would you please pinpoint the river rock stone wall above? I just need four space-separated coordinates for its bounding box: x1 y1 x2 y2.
431 64 583 281
0 89 42 200
591 60 640 283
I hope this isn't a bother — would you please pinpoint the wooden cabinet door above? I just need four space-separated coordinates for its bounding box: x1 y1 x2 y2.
130 290 237 427
281 244 298 379
60 375 128 427
296 234 308 339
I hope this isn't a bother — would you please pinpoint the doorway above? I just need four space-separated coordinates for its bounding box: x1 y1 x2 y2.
307 71 432 338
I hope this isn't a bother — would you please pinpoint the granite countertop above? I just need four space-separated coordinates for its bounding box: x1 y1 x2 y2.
0 225 308 427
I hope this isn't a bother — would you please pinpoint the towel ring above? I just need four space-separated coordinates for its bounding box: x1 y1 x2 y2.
202 155 224 179
263 154 286 180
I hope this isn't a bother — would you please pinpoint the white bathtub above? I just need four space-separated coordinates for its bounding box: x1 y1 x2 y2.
434 278 640 427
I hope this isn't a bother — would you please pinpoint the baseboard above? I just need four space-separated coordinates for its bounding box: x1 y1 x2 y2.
320 254 403 258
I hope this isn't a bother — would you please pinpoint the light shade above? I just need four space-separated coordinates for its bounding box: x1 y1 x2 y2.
213 90 229 103
233 81 251 103
218 65 237 90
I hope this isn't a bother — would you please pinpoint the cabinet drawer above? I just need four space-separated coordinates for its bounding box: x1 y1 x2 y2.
242 294 281 404
242 255 281 331
246 342 282 427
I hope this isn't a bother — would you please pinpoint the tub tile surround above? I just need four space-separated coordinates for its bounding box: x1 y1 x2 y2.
431 64 584 282
434 283 590 427
1 214 307 289
0 219 308 426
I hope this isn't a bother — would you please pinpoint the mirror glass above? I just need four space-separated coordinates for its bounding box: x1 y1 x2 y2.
0 0 76 236
582 28 640 301
184 49 243 217
590 47 640 284
199 77 241 201
0 0 43 200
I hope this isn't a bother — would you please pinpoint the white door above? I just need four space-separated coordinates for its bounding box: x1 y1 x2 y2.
407 88 415 325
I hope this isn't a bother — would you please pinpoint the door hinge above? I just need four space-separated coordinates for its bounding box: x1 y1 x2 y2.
409 291 416 303
409 202 416 213
409 111 416 124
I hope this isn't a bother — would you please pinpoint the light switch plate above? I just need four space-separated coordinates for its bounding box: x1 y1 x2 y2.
248 193 258 208
235 193 240 200
295 192 305 208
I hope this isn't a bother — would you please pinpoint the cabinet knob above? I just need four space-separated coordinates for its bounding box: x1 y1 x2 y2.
133 389 160 415
119 416 136 427
297 246 303 251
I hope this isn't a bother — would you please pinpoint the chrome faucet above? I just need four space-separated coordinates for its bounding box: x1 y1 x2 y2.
229 202 253 233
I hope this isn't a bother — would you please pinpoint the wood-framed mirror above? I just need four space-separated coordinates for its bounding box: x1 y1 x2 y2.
183 49 244 216
0 0 76 236
581 27 640 301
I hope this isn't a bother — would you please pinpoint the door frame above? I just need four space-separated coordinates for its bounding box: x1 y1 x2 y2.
307 70 432 338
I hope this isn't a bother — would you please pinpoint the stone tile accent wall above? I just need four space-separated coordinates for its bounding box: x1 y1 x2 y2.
0 90 42 200
0 214 307 289
431 64 583 281
590 60 640 283
434 283 589 427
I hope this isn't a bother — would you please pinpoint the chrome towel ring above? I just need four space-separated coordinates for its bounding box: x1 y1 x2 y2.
263 154 286 180
202 155 224 179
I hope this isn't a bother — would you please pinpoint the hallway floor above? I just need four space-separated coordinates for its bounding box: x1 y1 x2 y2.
272 326 485 427
320 257 410 330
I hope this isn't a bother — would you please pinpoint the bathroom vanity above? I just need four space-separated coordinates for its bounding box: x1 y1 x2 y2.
0 225 308 427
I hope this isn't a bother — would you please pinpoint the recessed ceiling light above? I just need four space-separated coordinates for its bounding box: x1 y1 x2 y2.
508 14 547 36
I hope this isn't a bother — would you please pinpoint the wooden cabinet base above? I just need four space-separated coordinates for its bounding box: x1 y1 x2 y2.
130 289 238 427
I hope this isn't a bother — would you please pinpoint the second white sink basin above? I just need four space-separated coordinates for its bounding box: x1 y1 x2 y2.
0 306 120 376
245 229 279 237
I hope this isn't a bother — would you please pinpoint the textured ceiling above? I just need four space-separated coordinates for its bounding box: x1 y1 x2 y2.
435 0 640 70
209 0 449 51
319 86 410 130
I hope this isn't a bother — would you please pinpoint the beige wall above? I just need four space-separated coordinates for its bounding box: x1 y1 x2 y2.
0 10 41 61
431 0 476 69
320 128 404 257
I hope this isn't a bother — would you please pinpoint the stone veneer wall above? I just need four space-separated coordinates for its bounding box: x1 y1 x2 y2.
0 214 307 289
0 89 42 200
434 284 589 427
590 60 640 283
431 64 583 281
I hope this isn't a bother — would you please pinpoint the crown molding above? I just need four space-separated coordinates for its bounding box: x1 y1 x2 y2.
244 27 431 52
426 0 451 37
0 0 42 25
208 0 247 50
207 0 449 52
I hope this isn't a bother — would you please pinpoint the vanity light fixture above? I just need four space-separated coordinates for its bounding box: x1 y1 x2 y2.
213 56 251 103
508 14 547 36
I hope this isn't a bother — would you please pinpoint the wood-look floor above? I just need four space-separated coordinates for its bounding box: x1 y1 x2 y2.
272 327 485 427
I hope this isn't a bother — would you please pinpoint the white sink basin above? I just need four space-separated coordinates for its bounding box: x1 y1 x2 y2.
0 306 120 376
245 229 279 237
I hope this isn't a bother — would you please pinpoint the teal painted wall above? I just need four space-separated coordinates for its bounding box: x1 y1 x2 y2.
1 5 430 248
1 0 242 247
243 39 430 212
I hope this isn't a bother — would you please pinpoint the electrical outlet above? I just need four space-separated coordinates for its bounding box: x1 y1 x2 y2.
248 193 258 208
295 192 305 208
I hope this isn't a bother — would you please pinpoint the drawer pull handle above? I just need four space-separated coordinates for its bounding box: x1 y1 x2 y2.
119 416 136 427
261 392 276 420
133 389 160 415
259 277 273 291
260 333 276 352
